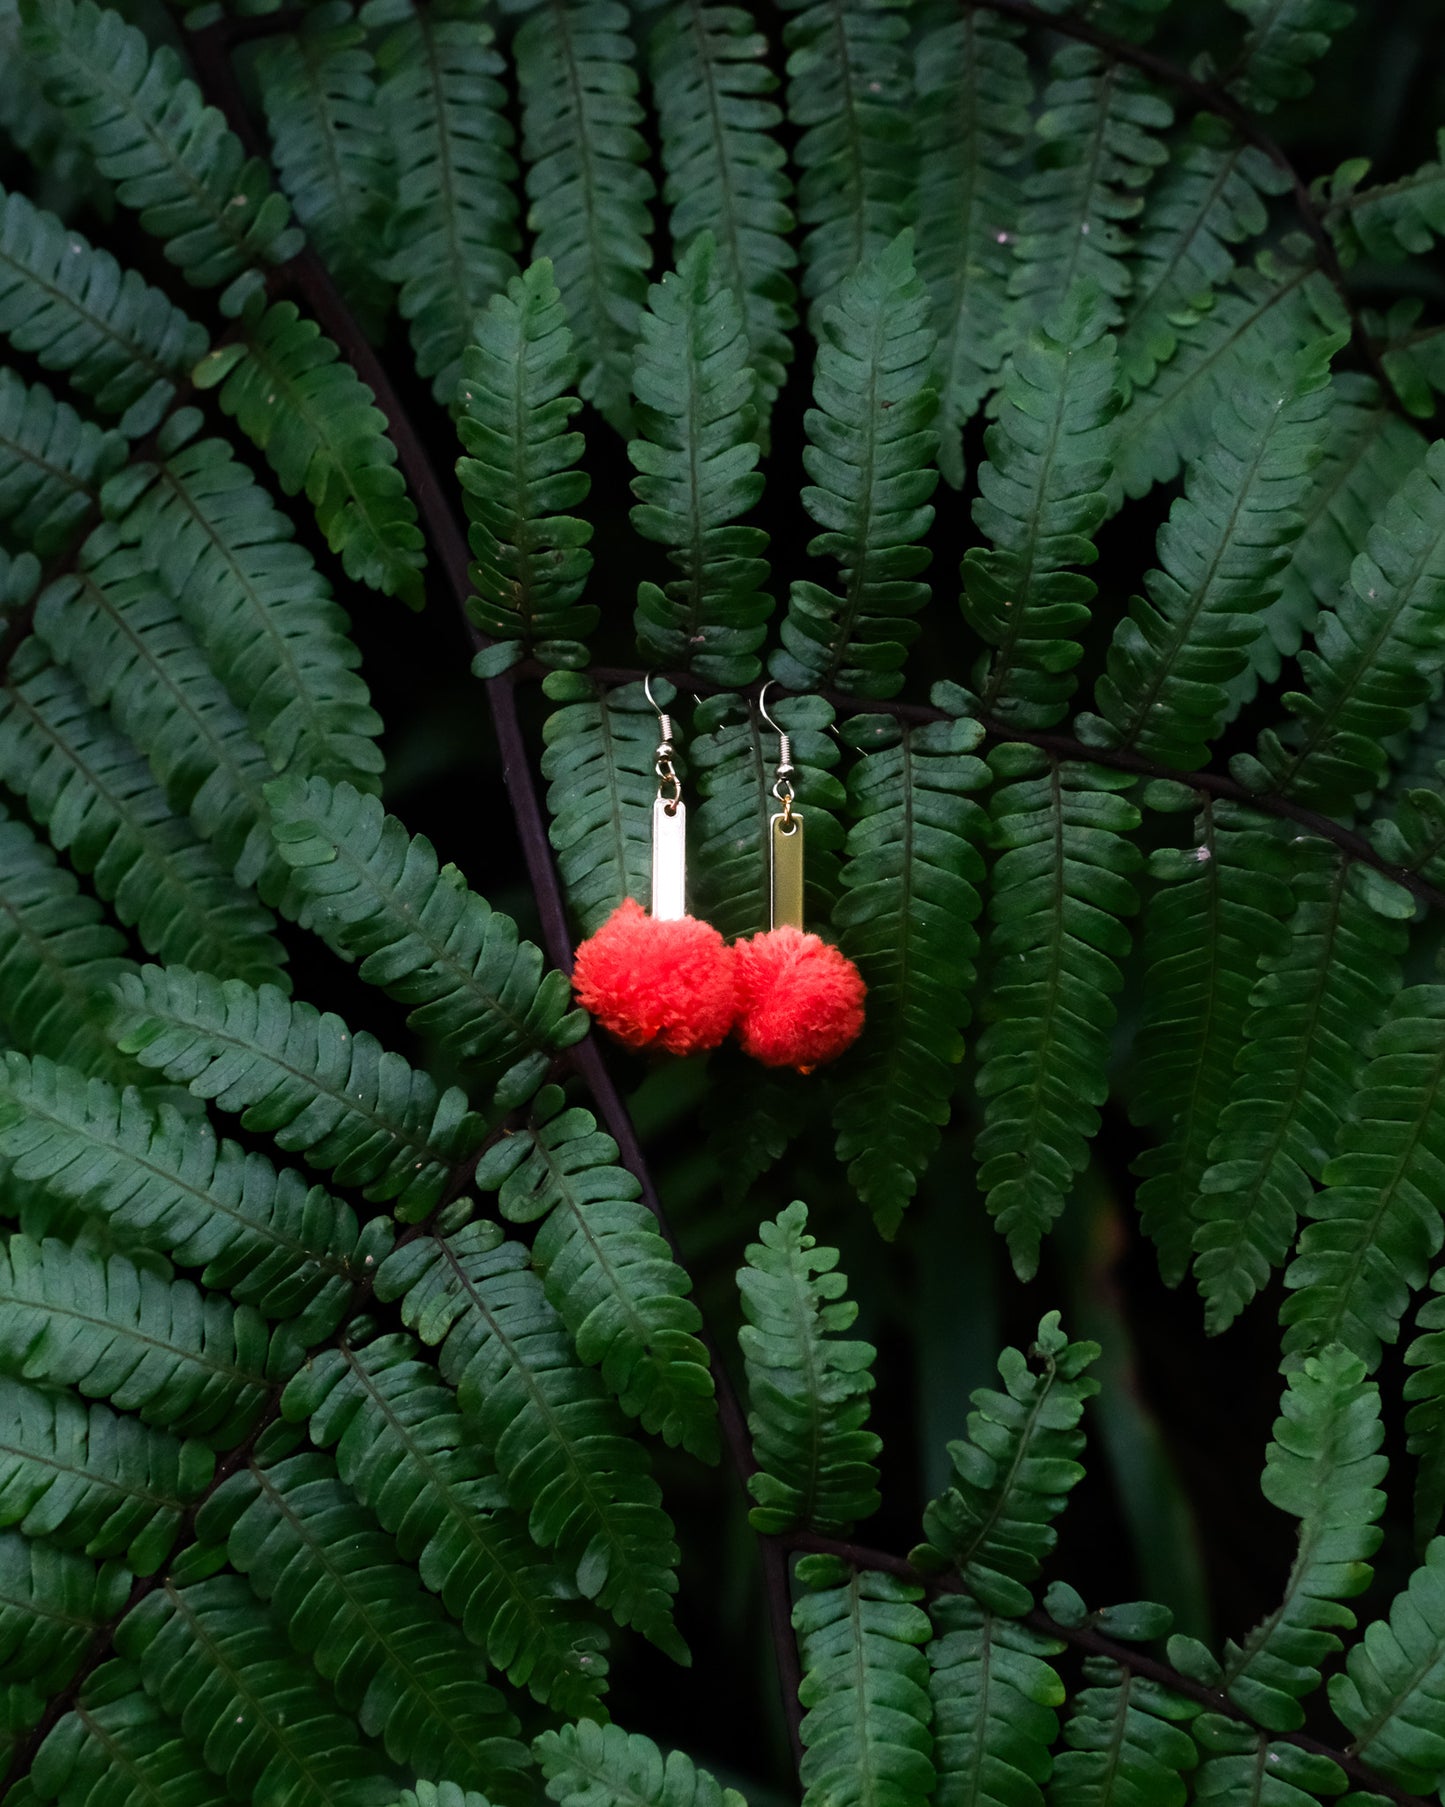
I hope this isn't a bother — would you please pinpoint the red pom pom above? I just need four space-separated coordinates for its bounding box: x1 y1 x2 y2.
733 927 866 1071
572 898 737 1055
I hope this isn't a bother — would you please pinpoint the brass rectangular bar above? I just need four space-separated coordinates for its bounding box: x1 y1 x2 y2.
770 812 804 929
652 796 687 921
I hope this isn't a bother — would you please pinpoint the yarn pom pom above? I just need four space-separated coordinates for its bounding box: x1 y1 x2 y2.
734 927 866 1071
572 898 737 1055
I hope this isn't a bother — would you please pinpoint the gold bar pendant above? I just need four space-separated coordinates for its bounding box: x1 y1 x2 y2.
770 812 804 929
652 796 687 921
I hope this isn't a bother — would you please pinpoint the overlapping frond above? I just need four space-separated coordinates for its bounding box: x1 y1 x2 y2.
1191 1721 1344 1807
1225 0 1355 113
1048 1650 1200 1806
0 1535 129 1697
0 369 123 555
736 1200 881 1535
913 1313 1098 1614
1405 1271 1445 1543
1324 130 1445 267
628 235 771 686
25 1661 230 1807
456 260 595 676
536 1722 746 1807
476 1086 717 1461
926 1594 1064 1807
771 231 938 699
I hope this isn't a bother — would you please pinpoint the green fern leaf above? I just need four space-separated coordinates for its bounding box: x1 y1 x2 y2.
514 0 654 433
777 0 912 319
203 1441 529 1790
1281 984 1445 1370
0 1233 271 1443
1130 795 1292 1285
0 1377 210 1572
793 1554 935 1807
736 1200 881 1535
831 707 990 1233
0 1535 130 1695
1008 46 1172 333
1192 1721 1345 1807
771 230 938 699
1225 0 1354 113
110 965 485 1222
0 642 289 988
963 293 1119 730
1324 130 1445 267
1237 439 1445 812
926 1593 1065 1807
195 303 426 607
118 1563 396 1804
384 1789 495 1807
122 435 385 790
287 1331 609 1717
915 11 1030 488
629 234 771 686
0 185 206 436
377 1221 685 1658
913 1312 1098 1614
536 1721 746 1807
1047 1654 1199 1807
255 2 391 333
456 260 595 676
1405 1271 1445 1544
476 1086 717 1461
649 0 795 413
0 368 124 554
20 0 301 309
1079 342 1335 768
1117 116 1289 390
0 0 110 226
265 774 585 1084
972 751 1141 1279
374 0 519 403
27 1661 230 1807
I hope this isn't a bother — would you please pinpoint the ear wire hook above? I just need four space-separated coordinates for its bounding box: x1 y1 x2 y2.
758 681 796 826
644 674 681 812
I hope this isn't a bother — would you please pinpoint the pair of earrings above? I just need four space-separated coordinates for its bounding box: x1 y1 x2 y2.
571 684 866 1073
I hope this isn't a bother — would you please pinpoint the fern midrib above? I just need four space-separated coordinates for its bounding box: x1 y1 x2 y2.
1287 402 1395 589
552 0 629 385
0 1429 191 1517
0 241 175 389
782 1241 830 1526
951 1351 1061 1572
1341 1619 1445 1759
1127 142 1249 335
1038 57 1124 307
820 305 884 692
1092 1670 1134 1799
0 416 96 500
824 0 868 282
847 1572 885 1807
0 873 123 1055
533 1136 659 1369
681 0 752 346
72 1701 179 1807
678 275 712 657
415 12 474 328
591 698 646 913
294 36 366 246
1225 1500 1330 1693
959 1611 995 1803
850 743 920 1153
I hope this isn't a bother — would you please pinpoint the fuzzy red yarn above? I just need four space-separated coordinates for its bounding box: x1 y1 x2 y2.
572 898 738 1055
733 927 866 1071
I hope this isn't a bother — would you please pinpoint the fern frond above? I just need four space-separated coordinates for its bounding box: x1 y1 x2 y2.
963 292 1119 731
195 304 426 607
1281 984 1445 1370
374 0 518 402
1008 47 1172 333
1324 130 1445 267
20 0 301 308
1223 1345 1385 1731
0 642 289 987
1238 439 1445 812
771 231 938 699
255 2 391 333
1191 1721 1345 1807
736 1200 881 1535
972 751 1141 1279
123 436 385 790
377 1221 686 1658
0 1534 130 1694
0 186 206 437
536 1721 746 1807
1193 845 1404 1335
0 368 124 555
629 234 771 686
1117 117 1289 390
1405 1271 1445 1544
0 1377 210 1572
265 774 585 1085
204 1443 529 1789
110 965 485 1222
456 260 595 676
830 707 990 1233
777 0 912 319
793 1554 935 1807
915 11 1030 487
117 1566 396 1804
476 1086 717 1461
649 0 795 412
288 1331 609 1717
0 1233 271 1443
1078 340 1335 769
926 1592 1064 1807
913 1312 1098 1614
515 0 654 433
26 1662 229 1807
1224 0 1354 113
1130 795 1292 1285
1329 1535 1445 1795
1048 1652 1199 1806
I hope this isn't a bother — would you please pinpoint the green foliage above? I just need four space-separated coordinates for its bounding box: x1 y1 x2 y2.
1048 1651 1200 1807
536 1721 745 1807
1225 0 1355 113
926 1594 1064 1807
0 369 124 554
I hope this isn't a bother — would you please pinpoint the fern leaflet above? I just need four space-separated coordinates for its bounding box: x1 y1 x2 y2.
537 1722 746 1807
927 1593 1065 1807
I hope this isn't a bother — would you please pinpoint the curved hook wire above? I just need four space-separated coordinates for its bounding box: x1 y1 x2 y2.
757 679 785 737
643 671 664 718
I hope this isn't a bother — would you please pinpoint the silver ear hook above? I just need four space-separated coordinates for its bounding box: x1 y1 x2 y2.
644 674 680 810
758 681 795 824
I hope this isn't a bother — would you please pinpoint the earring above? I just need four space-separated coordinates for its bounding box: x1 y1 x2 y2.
732 686 866 1072
571 680 737 1055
